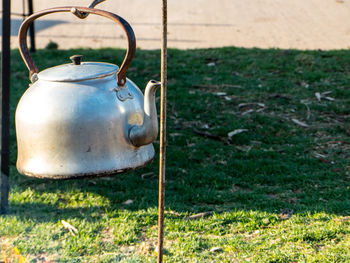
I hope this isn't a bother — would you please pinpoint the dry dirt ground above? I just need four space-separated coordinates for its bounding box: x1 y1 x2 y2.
3 0 350 50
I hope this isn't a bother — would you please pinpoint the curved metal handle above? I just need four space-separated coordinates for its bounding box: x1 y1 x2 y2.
18 6 136 86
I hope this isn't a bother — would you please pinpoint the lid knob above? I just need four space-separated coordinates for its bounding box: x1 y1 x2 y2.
70 55 83 65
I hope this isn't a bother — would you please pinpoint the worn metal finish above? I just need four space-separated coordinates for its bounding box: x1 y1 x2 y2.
1 0 11 214
115 84 134 102
37 61 118 82
129 80 160 147
16 8 160 179
70 55 83 65
72 0 106 19
18 6 135 87
16 74 159 179
157 0 167 262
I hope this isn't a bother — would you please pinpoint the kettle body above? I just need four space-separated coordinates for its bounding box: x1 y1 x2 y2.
16 66 155 179
16 7 160 179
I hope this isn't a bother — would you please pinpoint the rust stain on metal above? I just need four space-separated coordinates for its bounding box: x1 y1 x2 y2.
18 6 136 86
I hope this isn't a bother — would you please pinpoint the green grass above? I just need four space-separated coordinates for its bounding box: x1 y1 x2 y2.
1 46 350 262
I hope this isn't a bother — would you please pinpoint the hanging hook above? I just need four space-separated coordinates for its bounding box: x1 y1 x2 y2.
71 0 106 19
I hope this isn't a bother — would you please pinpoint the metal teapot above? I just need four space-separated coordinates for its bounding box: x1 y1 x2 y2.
16 7 160 179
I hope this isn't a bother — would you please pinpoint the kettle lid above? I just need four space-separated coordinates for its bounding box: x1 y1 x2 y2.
38 60 119 82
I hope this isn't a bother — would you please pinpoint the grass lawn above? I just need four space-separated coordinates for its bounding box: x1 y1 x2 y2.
0 46 350 262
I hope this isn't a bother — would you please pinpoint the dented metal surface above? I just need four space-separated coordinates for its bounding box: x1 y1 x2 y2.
16 7 160 179
16 75 158 179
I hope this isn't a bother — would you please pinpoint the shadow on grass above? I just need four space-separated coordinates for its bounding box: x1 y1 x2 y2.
3 46 350 222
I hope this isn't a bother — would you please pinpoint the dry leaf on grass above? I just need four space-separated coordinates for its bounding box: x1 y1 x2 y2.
138 242 154 255
186 211 213 220
235 145 253 153
210 247 223 253
313 152 326 158
222 84 242 88
278 209 293 220
341 216 350 222
62 220 78 236
319 158 334 165
315 92 321 102
201 124 209 129
169 133 182 138
192 129 224 142
292 118 309 127
322 91 333 95
141 172 155 179
314 91 335 102
242 109 255 116
122 199 134 205
214 92 227 96
228 129 248 139
239 102 265 115
238 102 265 108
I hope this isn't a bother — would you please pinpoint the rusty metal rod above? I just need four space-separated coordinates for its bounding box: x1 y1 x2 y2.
18 7 135 86
157 0 167 262
1 0 11 214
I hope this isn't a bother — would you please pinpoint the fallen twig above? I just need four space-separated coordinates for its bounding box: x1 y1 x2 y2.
238 102 265 108
228 129 248 140
193 84 243 90
292 118 309 127
186 211 213 220
324 140 350 145
141 172 155 179
221 84 243 88
193 84 219 89
193 128 225 142
268 93 292 100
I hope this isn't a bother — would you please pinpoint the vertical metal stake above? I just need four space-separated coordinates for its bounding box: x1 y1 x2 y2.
157 0 167 262
1 0 11 214
28 0 36 52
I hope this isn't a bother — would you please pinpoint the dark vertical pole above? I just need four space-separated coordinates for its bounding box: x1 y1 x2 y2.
28 0 35 52
157 0 167 262
1 0 11 214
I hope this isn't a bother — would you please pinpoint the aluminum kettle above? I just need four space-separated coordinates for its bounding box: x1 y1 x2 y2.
16 7 160 179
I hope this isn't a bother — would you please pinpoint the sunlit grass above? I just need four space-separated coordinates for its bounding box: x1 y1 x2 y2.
0 47 349 262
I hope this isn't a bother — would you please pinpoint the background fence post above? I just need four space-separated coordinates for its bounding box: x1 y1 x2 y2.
28 0 36 52
1 0 11 214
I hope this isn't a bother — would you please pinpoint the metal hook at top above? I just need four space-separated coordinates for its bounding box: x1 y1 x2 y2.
72 0 106 19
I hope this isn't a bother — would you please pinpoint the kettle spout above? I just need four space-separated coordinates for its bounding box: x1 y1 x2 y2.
129 80 161 147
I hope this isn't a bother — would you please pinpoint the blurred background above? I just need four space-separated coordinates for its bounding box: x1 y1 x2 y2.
2 0 350 50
